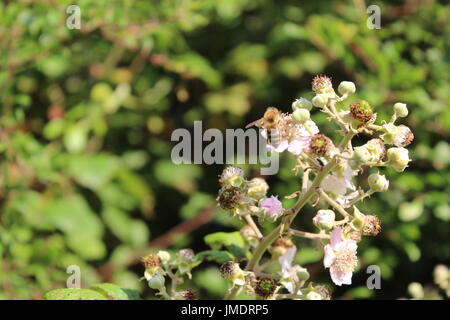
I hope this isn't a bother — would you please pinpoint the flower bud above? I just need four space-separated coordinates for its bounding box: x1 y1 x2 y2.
349 100 375 123
247 177 269 200
393 125 414 147
292 97 312 111
270 237 295 257
338 81 356 95
177 248 195 265
368 173 389 192
157 251 171 264
219 166 244 188
352 146 372 164
312 75 334 95
220 261 246 286
148 274 165 290
306 291 322 300
217 187 242 210
309 134 333 156
312 94 328 108
394 103 408 118
292 108 310 124
365 138 386 162
362 215 381 236
433 265 449 287
313 209 335 230
254 278 277 299
408 282 424 299
387 147 410 172
260 196 284 220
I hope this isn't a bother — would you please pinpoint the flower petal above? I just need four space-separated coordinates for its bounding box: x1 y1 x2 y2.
330 227 342 247
323 244 336 268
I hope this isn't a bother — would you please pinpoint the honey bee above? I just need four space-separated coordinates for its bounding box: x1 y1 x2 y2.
246 107 282 147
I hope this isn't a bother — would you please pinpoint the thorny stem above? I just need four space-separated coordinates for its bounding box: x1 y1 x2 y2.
224 131 354 300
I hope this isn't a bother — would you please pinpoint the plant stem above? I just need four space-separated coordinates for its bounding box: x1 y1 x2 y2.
317 188 350 219
289 229 330 240
244 214 264 239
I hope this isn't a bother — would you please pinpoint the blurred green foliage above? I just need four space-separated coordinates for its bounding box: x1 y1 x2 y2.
0 0 449 299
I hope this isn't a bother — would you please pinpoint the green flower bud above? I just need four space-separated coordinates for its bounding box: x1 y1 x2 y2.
247 177 269 200
338 81 356 95
313 209 335 230
433 265 449 287
148 274 165 290
394 102 408 118
306 291 322 300
312 94 328 108
292 108 310 124
368 173 389 192
387 147 410 172
292 98 313 111
352 146 372 164
157 251 171 264
408 282 424 299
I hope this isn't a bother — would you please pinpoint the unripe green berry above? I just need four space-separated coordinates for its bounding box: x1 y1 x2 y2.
292 108 310 124
368 173 389 192
148 274 165 290
338 81 356 95
312 94 328 108
306 291 322 300
292 98 313 111
394 103 408 118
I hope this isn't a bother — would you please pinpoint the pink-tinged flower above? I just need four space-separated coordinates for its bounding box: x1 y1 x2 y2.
323 227 358 286
260 196 283 217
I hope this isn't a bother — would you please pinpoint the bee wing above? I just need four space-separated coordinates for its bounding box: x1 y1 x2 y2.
245 118 264 129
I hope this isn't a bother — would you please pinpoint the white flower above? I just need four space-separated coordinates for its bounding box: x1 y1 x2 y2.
279 246 304 295
324 227 358 286
321 162 356 196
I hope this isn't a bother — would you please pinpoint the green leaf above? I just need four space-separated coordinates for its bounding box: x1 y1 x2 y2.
196 250 234 263
45 288 107 300
204 232 245 251
68 153 118 190
90 283 139 300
